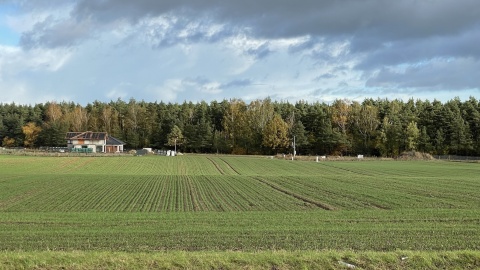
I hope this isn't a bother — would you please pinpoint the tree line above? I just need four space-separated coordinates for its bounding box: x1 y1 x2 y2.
1 97 479 157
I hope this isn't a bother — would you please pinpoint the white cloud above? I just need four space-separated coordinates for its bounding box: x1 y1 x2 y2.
147 80 185 103
106 83 131 100
0 45 71 75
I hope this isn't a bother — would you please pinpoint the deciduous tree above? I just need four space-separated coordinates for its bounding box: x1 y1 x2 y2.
22 122 42 148
167 125 184 149
262 114 289 152
405 121 420 151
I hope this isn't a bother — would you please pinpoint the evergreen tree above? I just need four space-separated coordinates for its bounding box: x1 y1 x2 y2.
417 126 432 153
290 120 308 154
434 128 447 155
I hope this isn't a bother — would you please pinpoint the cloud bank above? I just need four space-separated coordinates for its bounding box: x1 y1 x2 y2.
0 0 479 104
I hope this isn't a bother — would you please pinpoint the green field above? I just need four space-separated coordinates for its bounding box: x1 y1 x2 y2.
1 155 480 269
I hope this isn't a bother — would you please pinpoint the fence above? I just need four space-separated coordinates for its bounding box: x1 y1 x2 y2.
434 155 480 161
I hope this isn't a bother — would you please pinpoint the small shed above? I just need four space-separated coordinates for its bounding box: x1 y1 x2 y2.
136 149 149 156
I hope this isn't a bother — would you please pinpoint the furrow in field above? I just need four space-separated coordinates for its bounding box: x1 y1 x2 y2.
174 176 184 211
121 176 150 212
218 179 251 211
264 176 368 209
218 158 241 175
151 176 167 212
98 178 129 211
206 157 225 175
181 176 193 211
317 162 374 177
231 177 295 211
137 176 156 212
163 176 175 211
252 176 334 210
144 176 161 212
184 176 199 211
205 177 237 211
194 176 214 211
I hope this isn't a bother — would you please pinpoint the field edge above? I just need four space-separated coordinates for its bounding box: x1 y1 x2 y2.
1 250 480 270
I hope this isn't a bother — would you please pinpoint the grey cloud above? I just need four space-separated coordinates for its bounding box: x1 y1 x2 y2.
145 16 239 48
182 76 210 86
356 26 480 70
221 79 252 89
245 42 272 59
314 73 336 81
20 16 93 49
22 0 480 48
288 36 323 54
13 0 75 10
366 58 480 90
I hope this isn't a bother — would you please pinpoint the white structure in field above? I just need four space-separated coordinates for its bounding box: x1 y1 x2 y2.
66 132 125 153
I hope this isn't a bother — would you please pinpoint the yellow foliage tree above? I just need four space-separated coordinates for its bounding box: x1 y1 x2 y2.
2 136 15 147
262 114 289 151
22 122 42 148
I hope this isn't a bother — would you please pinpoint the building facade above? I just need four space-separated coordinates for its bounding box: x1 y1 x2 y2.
66 132 125 153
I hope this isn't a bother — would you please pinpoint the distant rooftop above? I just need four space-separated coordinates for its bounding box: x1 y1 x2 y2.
66 132 125 145
66 132 107 140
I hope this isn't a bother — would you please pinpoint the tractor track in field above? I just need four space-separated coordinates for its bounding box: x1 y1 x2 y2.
318 162 374 177
218 158 241 175
206 157 225 175
252 176 335 211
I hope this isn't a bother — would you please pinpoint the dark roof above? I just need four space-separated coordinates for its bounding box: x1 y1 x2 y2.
66 132 125 145
106 136 125 146
66 132 82 139
66 132 107 140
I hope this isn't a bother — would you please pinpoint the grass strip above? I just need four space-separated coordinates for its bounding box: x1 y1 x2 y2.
1 250 480 270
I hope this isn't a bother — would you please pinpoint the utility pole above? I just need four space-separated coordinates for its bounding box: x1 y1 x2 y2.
293 135 296 159
174 138 177 156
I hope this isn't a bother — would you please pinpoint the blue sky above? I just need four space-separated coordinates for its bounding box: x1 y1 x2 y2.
0 3 18 46
0 0 479 105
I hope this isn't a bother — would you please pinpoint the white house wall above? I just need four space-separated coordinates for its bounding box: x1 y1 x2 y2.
70 139 106 153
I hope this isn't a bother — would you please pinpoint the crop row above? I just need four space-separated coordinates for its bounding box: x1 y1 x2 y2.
1 174 317 212
0 156 223 176
3 174 480 213
0 210 479 251
2 156 480 212
4 155 478 179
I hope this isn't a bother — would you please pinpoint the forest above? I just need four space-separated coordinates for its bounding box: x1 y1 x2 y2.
0 97 479 157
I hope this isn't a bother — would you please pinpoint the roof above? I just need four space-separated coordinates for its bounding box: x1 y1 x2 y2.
66 132 125 145
66 132 107 140
106 136 125 146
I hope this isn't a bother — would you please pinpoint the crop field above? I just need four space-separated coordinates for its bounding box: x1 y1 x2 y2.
1 155 480 268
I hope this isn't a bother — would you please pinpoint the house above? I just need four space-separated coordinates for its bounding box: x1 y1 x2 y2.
66 131 125 153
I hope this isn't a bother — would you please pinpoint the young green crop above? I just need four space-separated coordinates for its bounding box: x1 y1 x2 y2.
2 156 480 212
1 155 480 254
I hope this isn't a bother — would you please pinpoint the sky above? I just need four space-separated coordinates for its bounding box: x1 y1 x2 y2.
0 0 479 105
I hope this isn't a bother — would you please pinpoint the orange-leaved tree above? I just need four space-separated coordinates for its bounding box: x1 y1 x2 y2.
22 122 42 148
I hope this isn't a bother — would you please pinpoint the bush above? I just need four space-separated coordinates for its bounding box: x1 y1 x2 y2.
398 151 434 160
